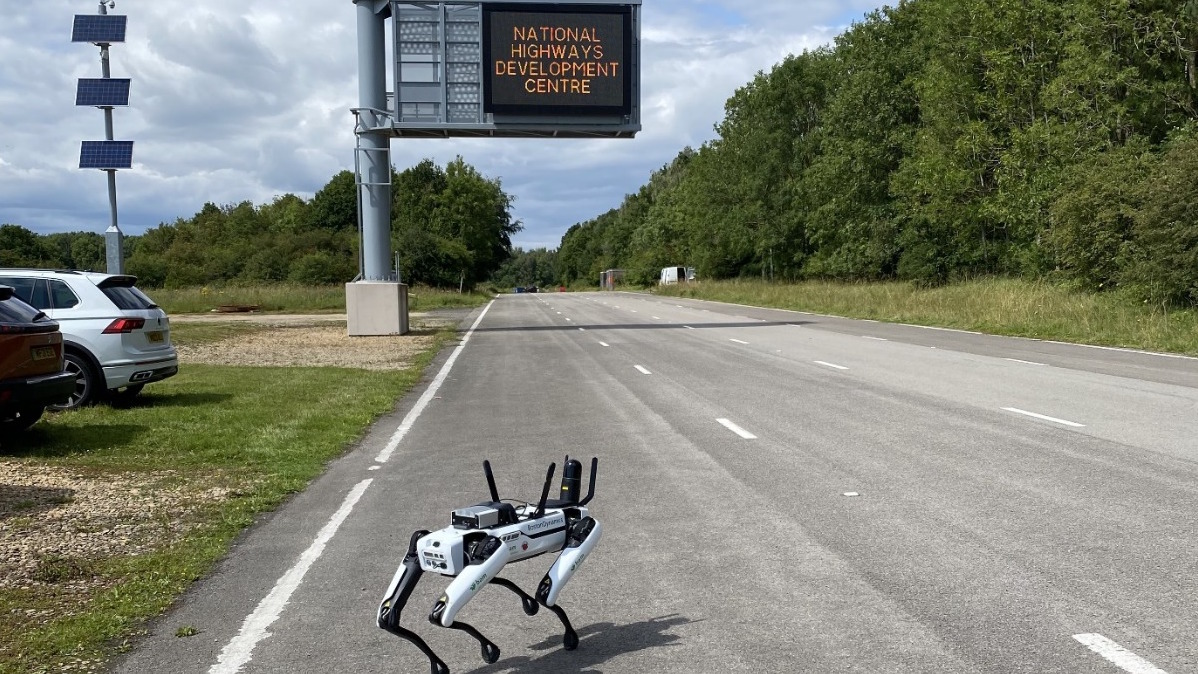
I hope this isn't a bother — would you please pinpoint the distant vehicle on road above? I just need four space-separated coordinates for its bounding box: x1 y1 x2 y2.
0 270 178 408
660 266 694 285
0 285 74 433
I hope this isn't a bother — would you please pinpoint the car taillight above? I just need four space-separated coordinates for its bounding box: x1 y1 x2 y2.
102 318 146 334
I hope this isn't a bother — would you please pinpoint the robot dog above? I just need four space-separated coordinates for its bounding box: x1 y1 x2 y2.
378 457 602 673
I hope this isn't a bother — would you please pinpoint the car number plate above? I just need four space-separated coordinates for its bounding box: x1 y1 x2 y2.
147 331 164 343
31 346 56 361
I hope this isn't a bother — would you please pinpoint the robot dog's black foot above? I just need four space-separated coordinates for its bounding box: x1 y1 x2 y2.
439 619 501 665
490 577 540 616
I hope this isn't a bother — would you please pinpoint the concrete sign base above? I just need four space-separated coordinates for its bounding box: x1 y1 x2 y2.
346 281 409 336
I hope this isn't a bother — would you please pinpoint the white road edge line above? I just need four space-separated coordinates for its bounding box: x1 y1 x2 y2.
1003 407 1085 428
814 361 849 371
1073 634 1169 674
374 300 494 464
717 418 757 440
730 338 750 345
862 336 888 341
210 479 373 674
599 341 610 347
635 365 652 375
1005 358 1046 366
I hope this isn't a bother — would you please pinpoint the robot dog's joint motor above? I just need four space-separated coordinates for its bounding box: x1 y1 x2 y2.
377 457 602 673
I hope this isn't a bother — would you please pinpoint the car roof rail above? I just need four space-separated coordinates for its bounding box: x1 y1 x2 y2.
0 268 86 275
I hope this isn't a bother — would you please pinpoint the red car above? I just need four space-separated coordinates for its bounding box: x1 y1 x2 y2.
0 285 75 434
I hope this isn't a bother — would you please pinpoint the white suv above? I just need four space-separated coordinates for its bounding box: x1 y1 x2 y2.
0 269 178 408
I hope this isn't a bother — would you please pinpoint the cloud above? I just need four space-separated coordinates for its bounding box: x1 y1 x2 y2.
0 0 877 251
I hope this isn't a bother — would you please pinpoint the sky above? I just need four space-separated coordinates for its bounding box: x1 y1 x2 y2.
0 0 886 251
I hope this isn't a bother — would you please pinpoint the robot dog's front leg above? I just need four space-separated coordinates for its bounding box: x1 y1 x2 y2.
428 535 511 665
377 530 450 674
535 516 602 650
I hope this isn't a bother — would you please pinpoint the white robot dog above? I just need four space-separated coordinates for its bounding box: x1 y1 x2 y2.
378 457 602 673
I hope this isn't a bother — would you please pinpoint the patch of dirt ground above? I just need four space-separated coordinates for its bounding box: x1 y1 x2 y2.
172 312 457 370
0 312 463 657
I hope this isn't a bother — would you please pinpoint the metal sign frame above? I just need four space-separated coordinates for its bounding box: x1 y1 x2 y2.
388 0 640 138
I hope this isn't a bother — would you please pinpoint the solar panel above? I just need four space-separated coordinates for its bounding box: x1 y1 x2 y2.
79 141 134 170
71 15 127 43
75 78 131 107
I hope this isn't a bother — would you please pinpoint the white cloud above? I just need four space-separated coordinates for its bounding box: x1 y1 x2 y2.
0 0 881 251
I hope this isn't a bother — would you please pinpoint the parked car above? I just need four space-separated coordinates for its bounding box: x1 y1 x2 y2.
0 285 75 433
0 270 178 408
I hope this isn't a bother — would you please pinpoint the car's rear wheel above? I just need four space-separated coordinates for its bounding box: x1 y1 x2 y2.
0 406 45 433
51 352 100 410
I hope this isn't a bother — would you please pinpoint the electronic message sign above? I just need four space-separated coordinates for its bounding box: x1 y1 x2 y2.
483 4 631 116
389 0 639 137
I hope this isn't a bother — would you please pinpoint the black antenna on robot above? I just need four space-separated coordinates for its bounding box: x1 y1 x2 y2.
483 460 501 503
578 458 599 507
533 462 556 519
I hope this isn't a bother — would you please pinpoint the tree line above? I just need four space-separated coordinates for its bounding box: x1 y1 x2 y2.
553 0 1198 306
0 157 520 290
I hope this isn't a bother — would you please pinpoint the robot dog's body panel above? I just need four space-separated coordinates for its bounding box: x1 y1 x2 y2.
377 458 601 674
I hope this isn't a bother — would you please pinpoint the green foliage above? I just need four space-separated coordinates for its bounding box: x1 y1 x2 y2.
554 0 1198 306
4 159 518 292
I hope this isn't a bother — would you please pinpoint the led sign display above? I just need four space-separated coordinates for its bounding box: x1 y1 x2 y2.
483 5 632 116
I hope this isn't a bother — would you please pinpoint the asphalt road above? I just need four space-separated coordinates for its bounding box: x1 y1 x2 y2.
113 292 1198 674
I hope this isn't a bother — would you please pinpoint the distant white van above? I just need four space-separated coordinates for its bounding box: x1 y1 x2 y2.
660 266 687 285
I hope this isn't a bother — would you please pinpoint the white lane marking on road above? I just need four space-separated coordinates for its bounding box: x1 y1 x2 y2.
599 341 610 347
909 324 983 335
578 328 586 332
814 361 849 371
374 301 494 463
635 365 652 375
717 418 757 439
684 326 695 330
1003 407 1085 428
652 316 661 320
556 312 562 315
210 479 373 674
1073 634 1169 674
1005 358 1046 366
368 466 381 471
730 339 750 345
862 336 888 341
565 317 573 321
1046 340 1198 361
630 310 638 313
676 305 683 308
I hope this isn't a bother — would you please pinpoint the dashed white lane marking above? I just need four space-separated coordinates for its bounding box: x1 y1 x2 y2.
862 336 888 341
1003 407 1085 428
814 361 849 371
556 312 562 315
652 316 661 320
676 305 684 308
684 326 695 330
599 341 610 347
635 365 652 375
374 301 493 464
368 466 380 471
210 479 373 674
1005 358 1046 366
565 317 573 322
717 418 757 439
730 339 750 345
1073 634 1169 674
578 328 586 332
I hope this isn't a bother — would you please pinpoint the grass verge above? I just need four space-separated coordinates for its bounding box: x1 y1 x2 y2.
653 278 1198 356
150 284 492 314
0 323 459 673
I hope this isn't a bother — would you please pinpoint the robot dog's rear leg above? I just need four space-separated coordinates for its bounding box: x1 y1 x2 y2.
491 576 578 650
534 516 602 651
377 530 450 674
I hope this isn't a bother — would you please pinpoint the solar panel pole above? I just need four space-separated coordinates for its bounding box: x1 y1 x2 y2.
98 1 124 273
